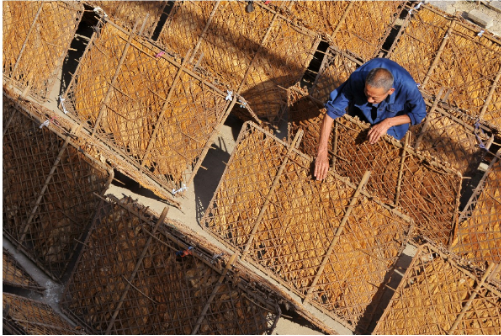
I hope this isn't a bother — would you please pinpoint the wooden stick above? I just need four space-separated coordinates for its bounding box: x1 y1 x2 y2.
421 21 455 89
303 171 371 302
105 207 169 334
11 3 44 78
414 87 445 149
447 263 496 334
188 1 220 64
190 254 237 335
19 125 81 243
394 132 410 207
92 20 139 137
331 2 354 39
240 130 304 261
478 66 501 120
141 49 192 163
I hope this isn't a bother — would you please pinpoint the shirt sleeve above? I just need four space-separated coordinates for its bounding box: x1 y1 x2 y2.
404 86 427 125
324 75 355 120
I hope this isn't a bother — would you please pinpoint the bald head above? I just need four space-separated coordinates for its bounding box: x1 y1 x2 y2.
366 68 394 92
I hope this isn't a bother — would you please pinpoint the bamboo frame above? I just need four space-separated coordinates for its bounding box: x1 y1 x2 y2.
61 195 281 335
240 129 304 260
303 170 371 302
414 87 445 149
394 132 410 207
201 121 414 332
104 207 169 334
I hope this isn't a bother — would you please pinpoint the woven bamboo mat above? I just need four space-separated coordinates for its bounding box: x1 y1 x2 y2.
373 244 501 335
2 1 83 100
452 150 501 266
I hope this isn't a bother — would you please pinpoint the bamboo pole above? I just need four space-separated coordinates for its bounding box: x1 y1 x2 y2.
190 254 238 335
141 49 192 163
11 3 44 78
421 21 456 89
91 20 140 136
303 170 371 302
105 207 169 335
447 263 496 334
188 1 220 64
240 130 304 261
478 65 501 120
394 132 410 207
19 125 81 243
330 1 354 39
414 87 445 149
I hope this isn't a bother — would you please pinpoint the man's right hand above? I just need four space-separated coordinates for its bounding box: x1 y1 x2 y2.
314 151 329 181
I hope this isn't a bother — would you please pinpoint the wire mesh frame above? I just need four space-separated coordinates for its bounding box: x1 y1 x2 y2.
3 95 114 281
3 248 44 293
386 3 501 134
200 121 415 332
286 87 463 247
3 293 85 335
61 18 236 192
372 243 501 335
157 1 321 124
60 195 280 335
2 1 84 101
452 149 501 266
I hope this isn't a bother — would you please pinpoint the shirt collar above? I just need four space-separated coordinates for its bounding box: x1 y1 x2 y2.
386 88 396 104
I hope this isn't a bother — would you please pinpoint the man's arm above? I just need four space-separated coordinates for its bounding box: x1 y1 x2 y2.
314 78 356 181
367 114 411 144
314 113 334 181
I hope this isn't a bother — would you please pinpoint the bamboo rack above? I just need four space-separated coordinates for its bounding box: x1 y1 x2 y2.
451 149 501 266
157 0 320 124
3 293 84 335
373 244 501 335
288 89 462 247
84 1 168 39
62 19 233 191
201 121 414 332
387 3 501 133
3 94 114 281
60 195 280 335
284 1 405 61
2 1 83 100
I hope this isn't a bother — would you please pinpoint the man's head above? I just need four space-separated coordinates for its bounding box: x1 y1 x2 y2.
364 68 395 104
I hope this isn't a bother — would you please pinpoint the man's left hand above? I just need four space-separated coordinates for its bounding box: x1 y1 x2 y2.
368 119 391 144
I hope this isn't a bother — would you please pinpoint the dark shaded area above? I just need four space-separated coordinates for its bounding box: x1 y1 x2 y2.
379 2 412 57
301 41 330 89
193 115 243 223
110 170 170 204
278 303 327 335
364 252 414 333
59 4 100 97
151 1 175 41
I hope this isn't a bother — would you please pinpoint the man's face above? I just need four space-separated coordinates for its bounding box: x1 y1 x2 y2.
364 84 395 104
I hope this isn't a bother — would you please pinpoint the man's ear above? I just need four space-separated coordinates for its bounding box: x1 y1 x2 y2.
388 88 396 95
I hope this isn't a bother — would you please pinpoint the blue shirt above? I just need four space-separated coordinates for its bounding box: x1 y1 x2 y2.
325 58 426 140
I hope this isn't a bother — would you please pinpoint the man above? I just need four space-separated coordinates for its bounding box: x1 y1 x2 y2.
314 58 426 181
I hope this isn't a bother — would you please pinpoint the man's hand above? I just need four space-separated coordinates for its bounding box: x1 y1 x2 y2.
314 151 329 181
367 119 391 144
